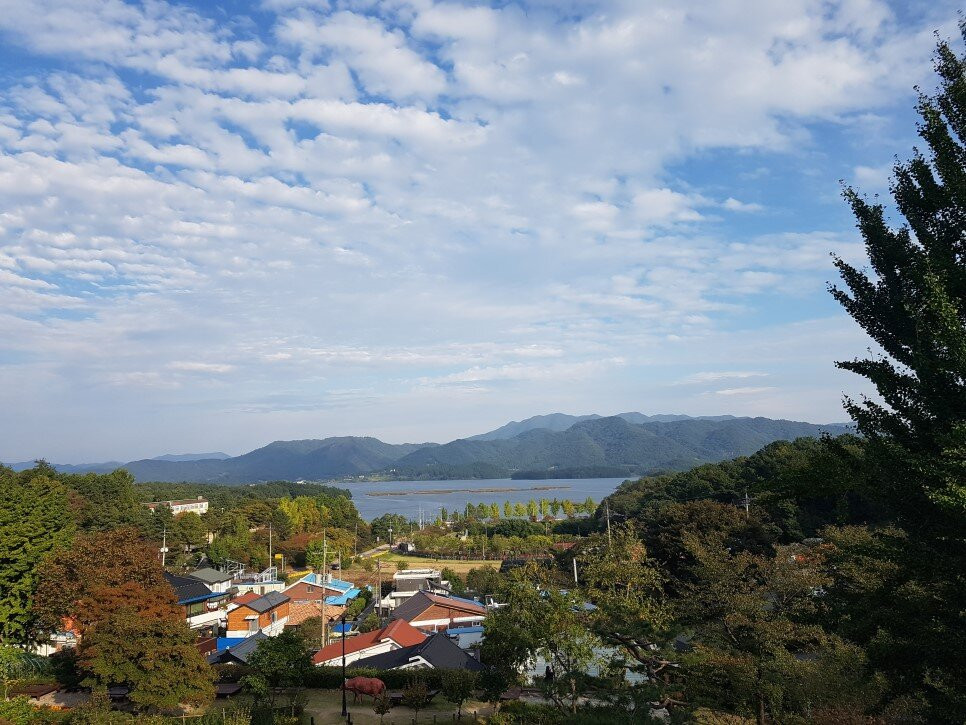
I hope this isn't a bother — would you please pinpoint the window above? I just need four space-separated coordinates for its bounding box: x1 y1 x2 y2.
248 619 258 632
271 612 277 624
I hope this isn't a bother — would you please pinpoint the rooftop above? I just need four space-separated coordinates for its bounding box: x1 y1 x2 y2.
312 619 426 664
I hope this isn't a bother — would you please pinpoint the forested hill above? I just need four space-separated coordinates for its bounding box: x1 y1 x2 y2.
394 416 849 477
10 416 848 483
122 437 434 483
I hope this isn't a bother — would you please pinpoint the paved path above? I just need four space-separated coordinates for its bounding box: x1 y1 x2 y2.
357 543 390 558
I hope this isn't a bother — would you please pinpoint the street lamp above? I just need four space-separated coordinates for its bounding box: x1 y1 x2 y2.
340 611 348 717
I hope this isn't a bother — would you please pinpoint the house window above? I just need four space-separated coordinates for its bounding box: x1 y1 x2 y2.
248 619 258 632
271 612 277 624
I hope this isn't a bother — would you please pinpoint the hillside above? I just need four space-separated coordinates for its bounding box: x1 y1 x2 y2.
5 415 849 483
123 437 435 483
395 416 849 476
469 411 737 441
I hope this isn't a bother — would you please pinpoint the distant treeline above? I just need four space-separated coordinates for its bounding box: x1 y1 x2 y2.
511 465 642 480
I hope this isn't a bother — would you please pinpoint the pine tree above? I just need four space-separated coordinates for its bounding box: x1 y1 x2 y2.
831 24 966 525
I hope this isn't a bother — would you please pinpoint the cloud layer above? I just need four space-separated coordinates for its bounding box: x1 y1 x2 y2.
0 0 955 460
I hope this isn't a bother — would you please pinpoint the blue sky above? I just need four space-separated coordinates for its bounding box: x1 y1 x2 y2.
0 0 958 462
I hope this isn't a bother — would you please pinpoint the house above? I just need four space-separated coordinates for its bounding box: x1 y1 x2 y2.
390 591 486 632
285 601 346 629
381 569 449 610
164 572 228 634
189 567 234 594
312 620 426 667
206 632 268 665
283 573 361 605
144 496 209 515
445 625 484 650
225 591 290 637
353 632 484 672
233 571 286 596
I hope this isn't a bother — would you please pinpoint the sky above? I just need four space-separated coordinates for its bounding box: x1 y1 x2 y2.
0 0 958 462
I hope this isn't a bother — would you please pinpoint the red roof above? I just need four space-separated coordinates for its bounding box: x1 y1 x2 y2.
312 619 426 665
232 592 260 607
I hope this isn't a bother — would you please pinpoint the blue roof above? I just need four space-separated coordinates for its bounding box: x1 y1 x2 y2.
215 637 246 652
180 591 223 605
298 573 354 592
324 588 362 606
331 622 353 634
446 626 484 634
447 595 485 608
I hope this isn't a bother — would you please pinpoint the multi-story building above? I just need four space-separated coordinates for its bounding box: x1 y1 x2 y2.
144 496 209 515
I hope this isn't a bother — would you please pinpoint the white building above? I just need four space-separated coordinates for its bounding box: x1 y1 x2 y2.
144 496 209 515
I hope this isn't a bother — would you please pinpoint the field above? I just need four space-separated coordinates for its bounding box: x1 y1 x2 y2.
342 552 499 583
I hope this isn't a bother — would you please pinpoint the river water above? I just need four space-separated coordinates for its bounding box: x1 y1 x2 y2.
342 477 630 521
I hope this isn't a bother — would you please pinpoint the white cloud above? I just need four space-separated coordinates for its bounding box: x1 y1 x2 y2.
713 386 778 396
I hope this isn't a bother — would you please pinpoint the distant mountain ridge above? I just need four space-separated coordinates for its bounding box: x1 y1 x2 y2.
469 412 738 440
3 412 850 483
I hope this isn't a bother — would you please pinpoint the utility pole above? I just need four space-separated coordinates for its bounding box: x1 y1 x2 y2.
572 556 578 585
605 500 612 547
376 559 383 618
388 526 393 547
160 526 168 567
354 522 358 558
321 536 328 646
268 522 273 572
741 489 751 519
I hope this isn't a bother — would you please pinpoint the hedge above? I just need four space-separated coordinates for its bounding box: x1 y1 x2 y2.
305 666 444 690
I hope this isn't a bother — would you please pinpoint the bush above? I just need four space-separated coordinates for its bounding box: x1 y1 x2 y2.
395 560 410 571
305 666 442 690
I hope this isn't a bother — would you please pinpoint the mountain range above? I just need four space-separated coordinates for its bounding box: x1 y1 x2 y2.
4 413 850 484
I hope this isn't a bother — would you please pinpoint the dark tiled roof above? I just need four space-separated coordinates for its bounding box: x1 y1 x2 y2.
165 572 216 605
353 632 483 671
207 632 268 665
189 567 233 584
243 591 289 613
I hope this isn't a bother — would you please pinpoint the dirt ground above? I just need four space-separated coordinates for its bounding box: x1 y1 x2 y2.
341 553 498 589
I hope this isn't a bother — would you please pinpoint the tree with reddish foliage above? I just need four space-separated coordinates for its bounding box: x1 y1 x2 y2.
34 528 214 712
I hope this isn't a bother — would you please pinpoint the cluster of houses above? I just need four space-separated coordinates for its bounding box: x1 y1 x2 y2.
160 562 488 674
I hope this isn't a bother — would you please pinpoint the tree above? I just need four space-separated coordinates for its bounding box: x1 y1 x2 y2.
34 528 170 632
678 537 880 724
582 497 595 515
359 612 381 633
578 526 674 694
561 500 576 518
372 691 392 724
503 501 512 518
550 499 561 517
242 631 312 711
466 566 501 595
33 529 215 712
298 617 328 651
513 502 527 517
441 568 466 594
489 503 500 520
482 565 602 714
827 25 966 720
173 512 207 552
371 513 408 542
80 607 215 712
441 668 478 718
0 646 45 699
0 466 74 644
402 678 431 722
526 499 539 519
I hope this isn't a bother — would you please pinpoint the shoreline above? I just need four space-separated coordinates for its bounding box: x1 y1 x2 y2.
365 484 570 497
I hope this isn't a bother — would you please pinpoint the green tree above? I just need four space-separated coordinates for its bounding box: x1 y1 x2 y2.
80 607 215 712
372 691 392 724
441 668 478 718
482 565 603 714
561 500 576 518
359 613 381 633
678 538 880 724
526 499 538 519
242 630 312 711
513 502 527 517
826 25 966 720
582 497 595 514
503 501 512 518
465 566 501 595
401 678 431 722
489 502 500 520
0 466 74 644
578 526 673 689
0 646 45 699
441 567 466 594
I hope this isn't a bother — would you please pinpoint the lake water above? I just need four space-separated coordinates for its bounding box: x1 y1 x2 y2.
343 477 630 521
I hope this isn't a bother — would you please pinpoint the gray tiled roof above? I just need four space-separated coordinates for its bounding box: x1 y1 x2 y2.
189 567 233 584
245 590 289 613
353 632 483 671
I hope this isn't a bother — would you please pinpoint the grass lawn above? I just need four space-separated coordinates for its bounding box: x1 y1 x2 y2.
300 688 493 724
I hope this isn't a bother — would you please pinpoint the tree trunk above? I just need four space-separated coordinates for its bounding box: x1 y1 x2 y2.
757 693 766 725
